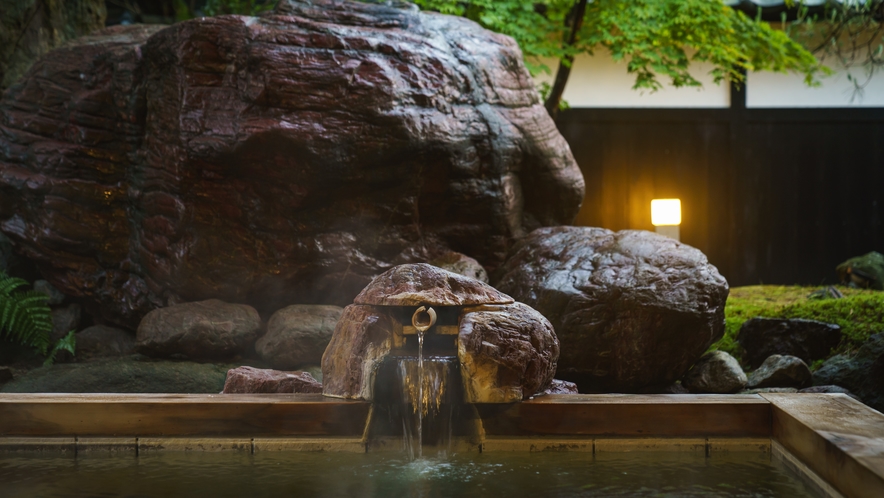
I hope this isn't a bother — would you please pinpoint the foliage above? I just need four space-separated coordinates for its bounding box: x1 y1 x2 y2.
413 0 825 111
710 285 884 363
202 0 275 16
0 272 75 365
785 0 884 98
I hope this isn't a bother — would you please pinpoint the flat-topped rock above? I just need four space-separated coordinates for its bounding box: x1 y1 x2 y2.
354 263 513 307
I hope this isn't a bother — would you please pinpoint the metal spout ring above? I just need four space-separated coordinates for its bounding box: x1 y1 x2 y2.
411 306 437 332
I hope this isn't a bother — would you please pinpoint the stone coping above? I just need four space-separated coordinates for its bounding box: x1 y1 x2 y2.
0 393 881 497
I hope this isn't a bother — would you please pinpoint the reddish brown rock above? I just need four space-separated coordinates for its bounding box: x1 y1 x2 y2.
222 366 322 394
321 304 396 400
458 302 558 402
136 300 261 360
0 0 583 330
256 305 343 369
496 227 729 393
354 263 513 307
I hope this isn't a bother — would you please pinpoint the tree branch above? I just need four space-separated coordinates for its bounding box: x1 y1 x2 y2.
544 0 588 120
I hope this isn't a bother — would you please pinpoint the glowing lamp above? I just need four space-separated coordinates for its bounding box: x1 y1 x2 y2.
651 199 681 241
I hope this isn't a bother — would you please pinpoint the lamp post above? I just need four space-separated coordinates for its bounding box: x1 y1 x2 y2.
651 199 681 241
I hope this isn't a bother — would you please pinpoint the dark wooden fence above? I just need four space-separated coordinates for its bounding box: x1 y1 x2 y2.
555 87 884 287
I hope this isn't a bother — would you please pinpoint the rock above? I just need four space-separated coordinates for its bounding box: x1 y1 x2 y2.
255 305 343 370
495 227 728 393
354 263 513 307
0 0 583 331
34 280 66 306
75 325 135 360
0 0 106 90
222 366 322 394
0 366 12 385
50 304 81 342
746 355 812 389
836 251 884 290
813 333 884 412
0 357 235 393
740 387 799 394
322 263 559 402
799 385 861 402
682 351 747 394
135 300 261 360
458 302 559 402
428 252 489 284
537 379 579 396
737 318 841 369
322 305 395 400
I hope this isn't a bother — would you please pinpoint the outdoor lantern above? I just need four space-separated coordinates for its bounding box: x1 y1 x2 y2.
651 198 681 241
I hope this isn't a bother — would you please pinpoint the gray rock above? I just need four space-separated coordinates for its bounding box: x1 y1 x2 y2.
255 305 343 370
495 227 728 393
813 333 884 412
221 366 322 394
682 351 747 393
34 280 66 306
537 379 579 395
740 387 799 394
737 318 841 369
76 325 135 360
799 385 861 402
428 252 489 284
0 357 235 393
135 300 261 360
747 354 812 389
50 304 81 342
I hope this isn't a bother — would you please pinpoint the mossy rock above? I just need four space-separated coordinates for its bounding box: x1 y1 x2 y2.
711 285 884 364
0 357 241 393
836 252 884 290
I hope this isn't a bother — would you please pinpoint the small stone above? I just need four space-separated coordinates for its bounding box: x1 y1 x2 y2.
255 305 343 370
222 366 322 394
682 351 747 393
740 387 799 394
34 280 66 306
799 385 862 402
428 252 489 283
50 304 81 342
836 251 884 290
747 355 812 389
135 300 261 360
537 379 579 395
76 325 135 360
737 318 841 368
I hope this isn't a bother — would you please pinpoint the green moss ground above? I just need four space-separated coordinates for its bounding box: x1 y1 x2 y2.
711 285 884 365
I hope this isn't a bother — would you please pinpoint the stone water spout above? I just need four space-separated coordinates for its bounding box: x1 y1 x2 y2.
321 263 560 404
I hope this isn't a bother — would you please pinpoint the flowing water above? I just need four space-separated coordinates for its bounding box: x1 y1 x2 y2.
0 450 824 497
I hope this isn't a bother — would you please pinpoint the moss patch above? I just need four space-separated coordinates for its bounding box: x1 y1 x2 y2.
711 285 884 363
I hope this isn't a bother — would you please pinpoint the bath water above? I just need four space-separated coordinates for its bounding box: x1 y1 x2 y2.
0 450 822 497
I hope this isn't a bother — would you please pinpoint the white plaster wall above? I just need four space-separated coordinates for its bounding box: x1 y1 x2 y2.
532 52 730 108
538 51 884 108
747 63 884 108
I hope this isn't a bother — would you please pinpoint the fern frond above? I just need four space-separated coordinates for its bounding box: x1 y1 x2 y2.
0 272 53 355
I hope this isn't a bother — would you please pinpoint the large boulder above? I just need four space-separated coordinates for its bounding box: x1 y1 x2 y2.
222 366 322 394
496 227 728 392
255 305 343 369
813 333 884 412
135 300 262 360
0 0 583 330
737 318 841 369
